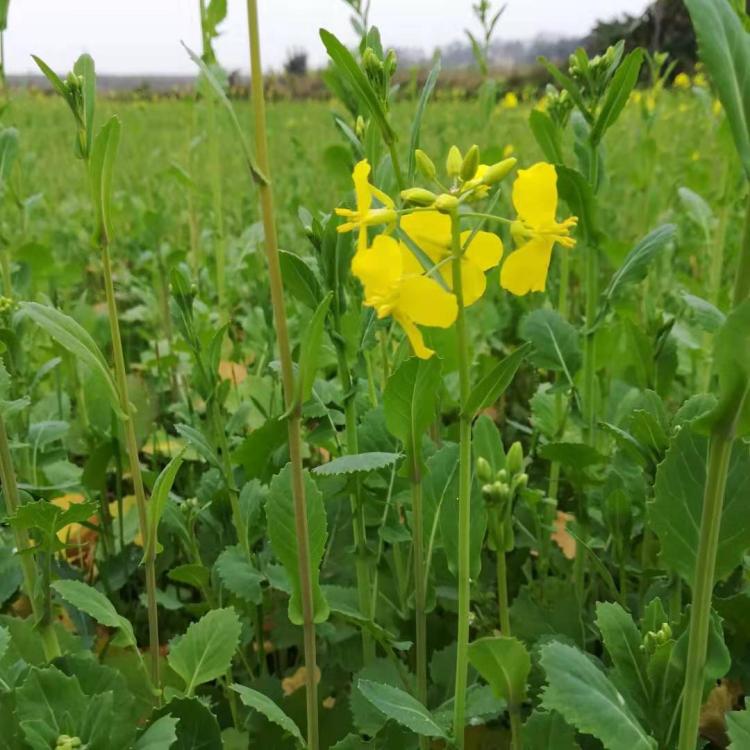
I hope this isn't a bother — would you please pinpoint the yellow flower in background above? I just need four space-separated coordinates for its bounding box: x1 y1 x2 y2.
693 71 707 88
336 160 397 255
501 91 519 109
400 211 504 306
352 234 457 358
500 163 577 296
673 72 691 90
712 98 723 117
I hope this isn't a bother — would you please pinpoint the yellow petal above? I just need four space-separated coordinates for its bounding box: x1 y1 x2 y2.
500 236 555 296
512 162 558 228
448 258 488 306
398 275 458 328
352 235 402 299
352 160 372 214
462 230 503 271
400 211 451 263
394 312 434 359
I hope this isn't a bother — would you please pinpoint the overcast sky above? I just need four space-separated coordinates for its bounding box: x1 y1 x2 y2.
6 0 652 75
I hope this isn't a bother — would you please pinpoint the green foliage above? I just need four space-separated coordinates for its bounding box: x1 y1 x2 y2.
467 636 531 707
233 684 306 746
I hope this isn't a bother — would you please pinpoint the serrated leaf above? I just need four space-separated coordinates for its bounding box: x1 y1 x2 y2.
232 684 305 747
523 710 579 750
468 636 531 708
215 545 264 605
464 343 531 417
266 464 329 625
357 679 447 738
312 451 400 477
540 642 657 750
167 607 242 696
649 424 750 584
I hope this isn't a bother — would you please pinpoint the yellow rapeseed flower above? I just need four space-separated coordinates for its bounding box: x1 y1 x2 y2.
501 91 519 109
400 211 503 305
673 72 691 90
352 234 457 359
336 160 397 255
500 163 577 296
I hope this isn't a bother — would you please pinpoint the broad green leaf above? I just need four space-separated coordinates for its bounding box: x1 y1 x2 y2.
319 29 396 145
678 187 714 237
523 710 579 750
152 698 222 750
0 128 19 191
540 642 657 750
167 607 242 696
591 48 644 144
89 115 121 243
232 684 305 747
682 292 726 333
266 464 329 625
21 302 122 419
312 451 401 477
296 292 333 405
279 250 323 310
145 450 184 559
728 709 750 749
556 165 598 244
357 679 447 738
215 545 264 605
520 309 580 380
383 356 441 452
423 443 459 564
135 715 179 750
407 57 441 181
52 579 136 647
464 343 531 417
168 563 211 592
529 109 563 164
10 499 99 553
649 424 750 584
685 0 750 177
468 636 531 708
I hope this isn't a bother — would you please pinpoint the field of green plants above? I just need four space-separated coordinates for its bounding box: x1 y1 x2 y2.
1 0 750 748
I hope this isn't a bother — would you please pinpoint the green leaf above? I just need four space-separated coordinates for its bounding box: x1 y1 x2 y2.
10 499 98 553
523 710 579 750
356 679 447 738
319 29 396 145
175 423 221 471
145 451 184 559
464 343 531 417
540 642 657 750
266 464 329 625
215 545 264 605
168 563 211 592
182 43 267 184
279 250 323 310
520 309 581 379
31 55 71 107
728 709 750 749
296 292 333 406
685 0 750 177
52 579 137 648
529 110 563 164
232 684 305 747
599 224 676 318
383 356 441 451
539 58 591 123
408 57 441 181
135 715 179 750
167 607 242 696
649 424 750 584
0 128 19 191
678 187 714 237
89 115 121 243
591 48 644 144
555 165 598 245
73 53 96 159
21 302 123 419
152 698 222 750
312 451 401 477
473 415 505 475
682 292 726 333
468 636 531 708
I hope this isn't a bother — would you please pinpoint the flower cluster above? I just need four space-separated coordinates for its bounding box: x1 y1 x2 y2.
336 148 577 358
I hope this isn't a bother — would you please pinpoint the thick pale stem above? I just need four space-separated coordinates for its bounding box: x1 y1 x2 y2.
450 211 473 749
246 3 319 747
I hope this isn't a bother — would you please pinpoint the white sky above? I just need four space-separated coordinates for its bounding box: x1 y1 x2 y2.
6 0 653 75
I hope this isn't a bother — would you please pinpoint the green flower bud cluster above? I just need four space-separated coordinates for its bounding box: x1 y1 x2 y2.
56 736 82 750
362 46 397 106
0 295 14 313
478 441 528 511
642 622 673 655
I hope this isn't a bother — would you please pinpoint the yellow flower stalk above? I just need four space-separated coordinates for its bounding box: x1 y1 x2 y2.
352 234 457 358
401 210 504 305
500 162 577 296
336 160 397 255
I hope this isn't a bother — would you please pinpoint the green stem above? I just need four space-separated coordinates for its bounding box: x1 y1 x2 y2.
496 545 511 636
100 239 161 691
450 210 473 750
246 3 319 747
410 453 427 739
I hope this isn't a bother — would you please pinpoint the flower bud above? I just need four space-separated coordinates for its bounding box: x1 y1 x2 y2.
460 144 480 181
481 157 517 185
415 149 436 180
506 441 524 476
434 193 459 213
476 457 493 483
446 145 462 178
384 49 398 77
400 187 437 206
355 115 366 140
